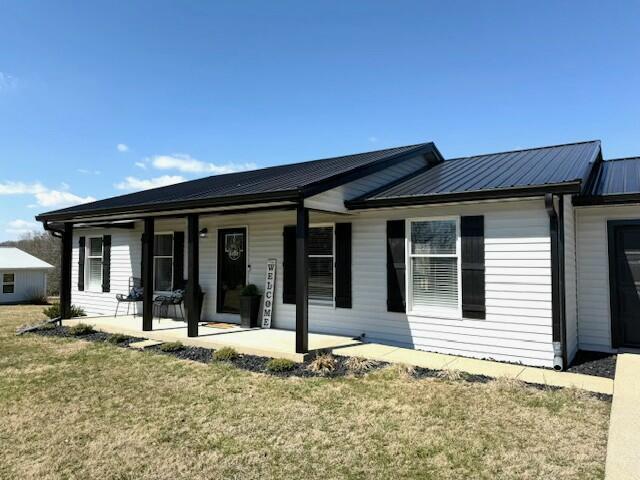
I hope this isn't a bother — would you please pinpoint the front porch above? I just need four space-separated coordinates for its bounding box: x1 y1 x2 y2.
65 314 361 362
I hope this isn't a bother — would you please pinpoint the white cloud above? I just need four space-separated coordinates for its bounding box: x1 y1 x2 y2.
134 161 147 170
0 181 46 195
6 219 41 236
77 169 101 175
114 175 185 191
0 72 18 92
0 180 94 208
117 143 129 152
368 136 379 143
34 190 95 208
149 153 256 175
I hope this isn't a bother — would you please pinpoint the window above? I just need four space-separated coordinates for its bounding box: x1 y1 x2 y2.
408 218 460 314
86 237 103 291
154 234 173 292
308 226 334 305
2 273 15 294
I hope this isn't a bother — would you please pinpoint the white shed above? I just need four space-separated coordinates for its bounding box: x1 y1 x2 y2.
0 247 54 304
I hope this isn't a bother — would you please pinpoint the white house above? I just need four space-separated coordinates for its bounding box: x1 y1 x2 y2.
35 140 640 370
0 247 53 304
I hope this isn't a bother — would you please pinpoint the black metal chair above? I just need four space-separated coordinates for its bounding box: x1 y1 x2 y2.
114 277 143 317
153 289 185 321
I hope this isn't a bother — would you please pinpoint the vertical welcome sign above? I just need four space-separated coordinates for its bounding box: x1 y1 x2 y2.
261 258 277 328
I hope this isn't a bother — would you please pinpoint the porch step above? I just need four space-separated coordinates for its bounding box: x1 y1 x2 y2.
129 339 164 350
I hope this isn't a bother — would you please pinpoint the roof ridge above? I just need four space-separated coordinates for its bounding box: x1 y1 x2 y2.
446 139 601 162
250 141 431 171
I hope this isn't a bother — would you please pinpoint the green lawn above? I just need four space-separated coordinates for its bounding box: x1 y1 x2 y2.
0 305 609 479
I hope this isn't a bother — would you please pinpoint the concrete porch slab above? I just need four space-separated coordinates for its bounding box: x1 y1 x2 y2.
65 315 360 362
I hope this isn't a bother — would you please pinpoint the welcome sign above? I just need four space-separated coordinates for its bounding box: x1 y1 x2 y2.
261 258 277 328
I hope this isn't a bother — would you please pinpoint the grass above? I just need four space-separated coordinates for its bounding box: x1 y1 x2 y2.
158 341 184 352
265 357 296 373
0 304 610 479
67 322 95 336
212 346 238 361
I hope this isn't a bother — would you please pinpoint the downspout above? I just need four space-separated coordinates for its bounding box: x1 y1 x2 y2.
545 193 567 370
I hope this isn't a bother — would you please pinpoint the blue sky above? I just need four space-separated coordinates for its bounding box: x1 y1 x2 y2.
1 1 639 240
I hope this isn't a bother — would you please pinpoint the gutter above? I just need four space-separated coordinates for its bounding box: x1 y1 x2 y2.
42 220 64 238
346 182 582 210
545 193 567 371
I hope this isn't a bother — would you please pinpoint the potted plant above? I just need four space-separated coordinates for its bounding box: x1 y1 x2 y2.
240 284 262 328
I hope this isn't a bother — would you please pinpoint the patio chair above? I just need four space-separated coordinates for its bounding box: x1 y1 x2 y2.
153 289 185 321
114 277 143 317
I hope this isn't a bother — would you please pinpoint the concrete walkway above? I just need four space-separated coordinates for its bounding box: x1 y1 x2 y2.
332 343 614 395
605 353 640 479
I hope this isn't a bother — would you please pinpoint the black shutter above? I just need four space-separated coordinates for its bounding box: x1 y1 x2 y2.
461 216 485 319
102 235 111 292
386 220 406 312
173 231 185 290
282 225 296 304
78 236 85 291
335 223 352 308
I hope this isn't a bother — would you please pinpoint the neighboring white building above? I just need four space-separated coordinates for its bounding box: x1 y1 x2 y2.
35 140 640 370
0 247 54 304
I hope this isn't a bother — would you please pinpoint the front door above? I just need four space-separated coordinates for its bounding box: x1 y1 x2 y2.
217 228 247 314
610 223 640 347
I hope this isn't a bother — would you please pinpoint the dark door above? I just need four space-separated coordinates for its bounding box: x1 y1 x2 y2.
217 228 247 314
610 223 640 347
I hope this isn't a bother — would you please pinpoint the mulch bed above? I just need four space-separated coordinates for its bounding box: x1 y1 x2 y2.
22 324 613 399
566 350 617 379
30 324 145 347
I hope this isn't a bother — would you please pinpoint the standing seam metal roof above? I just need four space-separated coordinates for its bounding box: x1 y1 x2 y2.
37 142 433 219
349 141 601 204
583 157 640 196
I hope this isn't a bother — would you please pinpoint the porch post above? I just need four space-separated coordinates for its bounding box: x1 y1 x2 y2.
142 217 154 331
59 222 73 319
295 205 309 353
186 214 200 337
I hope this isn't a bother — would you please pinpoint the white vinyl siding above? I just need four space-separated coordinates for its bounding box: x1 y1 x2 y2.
563 195 578 362
0 269 49 304
69 198 554 367
575 203 640 352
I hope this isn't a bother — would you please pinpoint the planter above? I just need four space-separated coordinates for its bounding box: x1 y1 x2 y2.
240 295 262 327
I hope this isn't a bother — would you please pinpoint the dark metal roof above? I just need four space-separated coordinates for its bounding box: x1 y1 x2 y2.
37 142 440 221
574 156 640 205
347 141 602 209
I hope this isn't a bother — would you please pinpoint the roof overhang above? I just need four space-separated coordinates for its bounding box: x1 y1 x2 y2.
345 182 582 210
573 193 640 206
36 191 301 223
36 142 444 225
